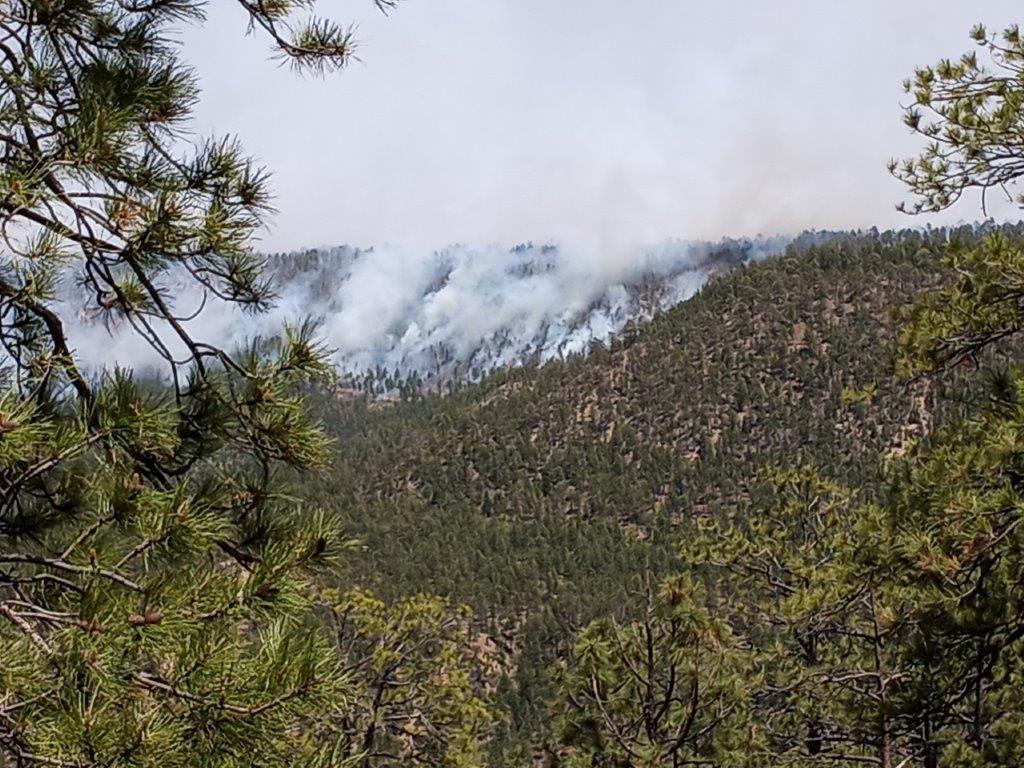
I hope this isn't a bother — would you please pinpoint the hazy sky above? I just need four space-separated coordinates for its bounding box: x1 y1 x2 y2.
182 2 1021 253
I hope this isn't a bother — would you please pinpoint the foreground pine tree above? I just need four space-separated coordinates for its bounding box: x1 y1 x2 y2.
0 2 401 764
551 577 760 768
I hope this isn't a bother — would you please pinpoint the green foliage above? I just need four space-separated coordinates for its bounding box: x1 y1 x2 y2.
550 577 761 768
317 588 504 767
682 469 917 766
0 1 403 764
899 233 1024 375
570 426 1024 766
872 365 1024 767
882 63 1024 756
891 23 1024 214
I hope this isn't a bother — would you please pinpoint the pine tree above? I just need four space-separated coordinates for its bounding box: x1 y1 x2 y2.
319 588 503 767
682 469 920 768
883 23 1024 765
550 577 761 768
0 2 400 764
890 23 1024 215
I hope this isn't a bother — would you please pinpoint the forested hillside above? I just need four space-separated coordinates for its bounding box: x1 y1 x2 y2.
307 225 1016 756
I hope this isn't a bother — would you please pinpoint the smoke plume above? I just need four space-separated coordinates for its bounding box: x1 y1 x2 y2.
61 235 794 387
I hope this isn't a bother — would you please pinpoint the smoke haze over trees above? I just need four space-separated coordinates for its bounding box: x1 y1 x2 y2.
58 235 794 385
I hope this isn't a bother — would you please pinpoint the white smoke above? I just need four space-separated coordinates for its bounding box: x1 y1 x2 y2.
59 235 794 385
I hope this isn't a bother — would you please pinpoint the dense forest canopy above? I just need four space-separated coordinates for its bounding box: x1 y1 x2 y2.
308 224 1016 761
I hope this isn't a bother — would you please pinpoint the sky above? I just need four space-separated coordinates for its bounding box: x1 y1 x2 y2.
181 1 1022 253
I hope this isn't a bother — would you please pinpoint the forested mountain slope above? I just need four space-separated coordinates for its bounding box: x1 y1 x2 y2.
307 225 1015 751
